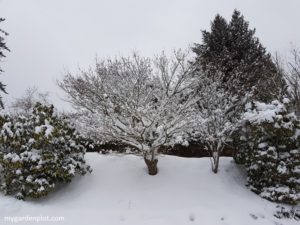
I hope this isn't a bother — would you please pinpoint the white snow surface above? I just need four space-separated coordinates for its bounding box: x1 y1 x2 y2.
0 153 298 225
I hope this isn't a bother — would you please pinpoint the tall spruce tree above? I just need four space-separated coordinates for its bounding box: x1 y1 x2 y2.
0 18 9 108
192 10 286 102
193 14 230 76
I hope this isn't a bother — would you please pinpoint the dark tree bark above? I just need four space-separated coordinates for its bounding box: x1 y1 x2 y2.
144 157 158 175
209 142 223 174
144 148 158 175
212 152 220 174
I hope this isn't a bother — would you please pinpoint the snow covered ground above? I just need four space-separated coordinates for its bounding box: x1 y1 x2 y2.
0 153 298 225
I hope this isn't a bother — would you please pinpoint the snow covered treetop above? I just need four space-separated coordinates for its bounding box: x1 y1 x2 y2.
59 50 199 153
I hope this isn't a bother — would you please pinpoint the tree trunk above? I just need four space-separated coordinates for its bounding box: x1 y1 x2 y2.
210 142 221 174
144 157 158 175
212 153 220 174
207 139 224 174
144 148 158 175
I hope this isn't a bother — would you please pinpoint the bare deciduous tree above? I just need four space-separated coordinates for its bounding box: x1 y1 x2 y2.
58 51 198 175
286 48 300 117
0 18 9 108
10 86 49 116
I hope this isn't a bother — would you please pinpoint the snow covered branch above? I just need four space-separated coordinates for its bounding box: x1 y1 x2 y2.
192 72 245 173
59 50 198 175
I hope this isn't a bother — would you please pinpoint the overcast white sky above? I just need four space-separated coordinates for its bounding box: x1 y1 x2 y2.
0 0 300 111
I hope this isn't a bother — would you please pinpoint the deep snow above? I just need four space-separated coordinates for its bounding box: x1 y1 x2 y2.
0 153 298 225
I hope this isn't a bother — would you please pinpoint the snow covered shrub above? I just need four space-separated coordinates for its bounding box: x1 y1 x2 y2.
236 100 300 204
274 205 300 220
0 103 91 200
231 126 253 165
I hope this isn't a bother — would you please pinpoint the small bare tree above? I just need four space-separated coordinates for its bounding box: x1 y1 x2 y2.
193 72 245 173
286 48 300 117
10 86 49 116
58 51 198 175
0 18 10 108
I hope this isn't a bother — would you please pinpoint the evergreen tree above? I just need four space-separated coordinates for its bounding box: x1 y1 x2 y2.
192 10 286 102
237 100 300 204
193 14 230 76
0 18 9 108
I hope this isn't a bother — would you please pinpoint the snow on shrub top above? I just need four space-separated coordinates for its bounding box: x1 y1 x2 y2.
243 100 288 124
237 98 300 205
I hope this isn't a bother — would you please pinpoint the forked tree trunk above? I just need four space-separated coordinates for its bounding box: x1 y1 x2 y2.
144 148 158 175
212 153 220 174
210 142 222 174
